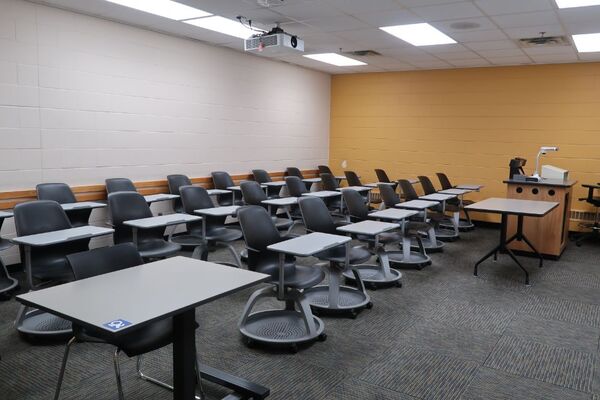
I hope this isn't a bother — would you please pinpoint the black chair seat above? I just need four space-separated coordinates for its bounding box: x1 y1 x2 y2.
204 227 242 242
255 255 324 289
74 318 184 357
170 234 204 247
315 245 371 265
137 239 181 259
273 217 293 230
31 259 73 282
0 275 16 290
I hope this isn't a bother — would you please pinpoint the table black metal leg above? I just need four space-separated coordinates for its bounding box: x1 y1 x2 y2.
474 244 502 276
520 234 544 268
173 309 197 400
505 247 529 285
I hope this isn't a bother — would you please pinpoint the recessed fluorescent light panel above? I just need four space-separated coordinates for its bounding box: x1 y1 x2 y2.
105 0 211 20
555 0 600 8
379 23 456 46
184 16 256 39
572 33 600 52
303 53 366 66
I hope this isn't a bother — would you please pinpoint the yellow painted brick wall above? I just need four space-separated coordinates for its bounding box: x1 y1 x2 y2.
330 63 600 225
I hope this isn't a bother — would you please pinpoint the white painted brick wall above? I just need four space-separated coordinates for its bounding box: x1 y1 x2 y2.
0 0 331 265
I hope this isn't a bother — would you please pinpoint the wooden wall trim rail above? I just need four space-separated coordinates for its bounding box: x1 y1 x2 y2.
0 169 319 210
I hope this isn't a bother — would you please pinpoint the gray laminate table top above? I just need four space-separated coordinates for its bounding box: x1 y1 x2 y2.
338 186 372 192
439 188 470 196
369 208 419 220
395 200 439 210
124 213 201 229
302 178 322 183
301 191 341 198
11 225 114 247
194 205 240 217
465 198 558 217
0 210 14 218
267 232 350 257
337 220 399 236
262 197 298 206
456 184 484 191
16 256 269 336
365 182 397 188
263 181 286 187
144 193 179 203
61 201 106 211
419 193 456 202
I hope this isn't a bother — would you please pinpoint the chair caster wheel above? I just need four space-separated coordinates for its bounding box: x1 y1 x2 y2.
350 311 358 319
243 337 254 347
289 344 298 354
576 242 582 247
365 302 373 309
395 281 402 288
318 333 327 342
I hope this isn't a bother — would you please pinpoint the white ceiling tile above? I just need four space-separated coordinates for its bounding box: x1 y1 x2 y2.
301 15 370 33
502 25 565 39
464 40 518 51
432 17 497 33
333 28 411 48
523 45 577 55
411 2 484 22
324 0 402 14
435 50 482 60
267 0 343 20
409 60 453 69
354 9 423 27
530 53 580 63
421 43 470 53
485 55 532 65
492 11 560 29
477 48 527 57
450 29 509 42
558 7 600 34
474 0 554 16
278 21 320 36
448 58 491 67
397 0 468 7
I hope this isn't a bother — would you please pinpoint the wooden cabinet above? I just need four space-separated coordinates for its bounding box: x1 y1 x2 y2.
505 179 575 258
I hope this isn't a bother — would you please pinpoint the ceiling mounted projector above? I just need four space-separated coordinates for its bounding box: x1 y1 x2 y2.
244 26 304 55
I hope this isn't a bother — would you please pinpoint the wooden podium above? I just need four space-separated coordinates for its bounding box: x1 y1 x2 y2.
504 179 576 259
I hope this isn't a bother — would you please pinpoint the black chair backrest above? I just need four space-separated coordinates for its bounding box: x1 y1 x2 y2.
418 176 437 195
436 173 453 190
318 165 332 174
344 171 363 187
167 174 191 213
105 178 136 194
108 192 162 245
167 174 191 196
14 200 72 236
36 183 76 204
375 169 391 183
179 185 224 235
238 206 281 254
211 171 234 190
298 197 336 234
320 173 339 191
285 167 304 179
398 179 419 201
343 190 369 221
240 181 267 206
379 184 400 208
67 243 142 281
285 176 308 197
252 169 272 184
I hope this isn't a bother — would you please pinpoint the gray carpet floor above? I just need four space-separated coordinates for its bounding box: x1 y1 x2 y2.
1 225 599 400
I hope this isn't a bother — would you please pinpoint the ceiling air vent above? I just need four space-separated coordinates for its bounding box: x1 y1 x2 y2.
343 50 382 57
518 35 570 48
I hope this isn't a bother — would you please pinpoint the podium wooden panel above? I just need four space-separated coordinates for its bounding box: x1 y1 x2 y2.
504 179 576 258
